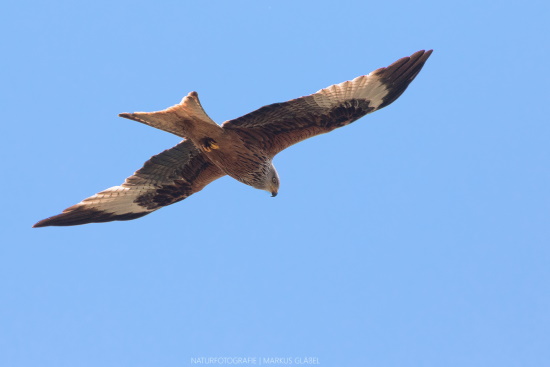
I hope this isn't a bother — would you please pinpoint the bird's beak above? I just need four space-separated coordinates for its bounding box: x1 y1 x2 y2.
271 191 278 197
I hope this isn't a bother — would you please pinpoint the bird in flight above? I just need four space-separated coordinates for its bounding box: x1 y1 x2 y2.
34 50 432 227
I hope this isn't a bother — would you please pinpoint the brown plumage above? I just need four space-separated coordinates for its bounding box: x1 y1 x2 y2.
34 50 432 227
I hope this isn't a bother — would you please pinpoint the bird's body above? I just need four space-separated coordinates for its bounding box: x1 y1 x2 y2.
34 50 432 227
199 129 276 191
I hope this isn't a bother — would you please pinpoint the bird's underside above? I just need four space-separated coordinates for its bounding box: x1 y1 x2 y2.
33 49 433 227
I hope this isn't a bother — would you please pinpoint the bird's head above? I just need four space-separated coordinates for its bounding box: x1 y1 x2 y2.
266 164 280 197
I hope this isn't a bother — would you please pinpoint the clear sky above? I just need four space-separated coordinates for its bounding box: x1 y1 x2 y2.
2 0 549 366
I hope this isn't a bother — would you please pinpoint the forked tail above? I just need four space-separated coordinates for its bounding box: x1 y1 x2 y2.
119 91 218 138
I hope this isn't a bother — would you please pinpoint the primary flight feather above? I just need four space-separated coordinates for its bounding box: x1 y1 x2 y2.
34 50 432 227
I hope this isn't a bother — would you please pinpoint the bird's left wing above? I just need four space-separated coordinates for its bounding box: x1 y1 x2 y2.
33 140 224 227
222 50 432 156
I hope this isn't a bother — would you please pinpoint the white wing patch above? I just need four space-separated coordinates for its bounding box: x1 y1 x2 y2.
312 73 388 111
74 185 156 215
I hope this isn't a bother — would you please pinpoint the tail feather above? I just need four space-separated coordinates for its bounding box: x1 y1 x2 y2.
119 91 217 138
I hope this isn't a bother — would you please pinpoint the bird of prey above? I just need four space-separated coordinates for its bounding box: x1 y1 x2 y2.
33 50 432 227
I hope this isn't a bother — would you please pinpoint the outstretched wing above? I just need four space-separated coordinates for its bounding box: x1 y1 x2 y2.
223 50 432 155
33 140 224 227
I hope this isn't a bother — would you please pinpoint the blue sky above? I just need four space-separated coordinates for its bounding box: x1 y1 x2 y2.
2 0 549 366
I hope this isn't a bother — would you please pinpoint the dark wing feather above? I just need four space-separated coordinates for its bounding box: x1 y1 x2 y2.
33 140 224 227
222 50 432 155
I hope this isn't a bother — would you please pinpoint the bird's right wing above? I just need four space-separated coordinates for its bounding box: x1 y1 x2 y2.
223 50 432 156
33 140 225 227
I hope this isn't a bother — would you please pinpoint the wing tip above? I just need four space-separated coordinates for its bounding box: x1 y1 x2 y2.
32 208 150 228
372 49 433 75
373 49 433 109
414 49 434 64
32 213 75 228
32 219 49 228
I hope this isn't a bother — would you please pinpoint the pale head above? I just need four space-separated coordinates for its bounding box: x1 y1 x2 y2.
268 164 280 197
253 163 279 197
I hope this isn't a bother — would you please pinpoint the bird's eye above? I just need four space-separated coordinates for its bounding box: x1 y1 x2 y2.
272 177 277 184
